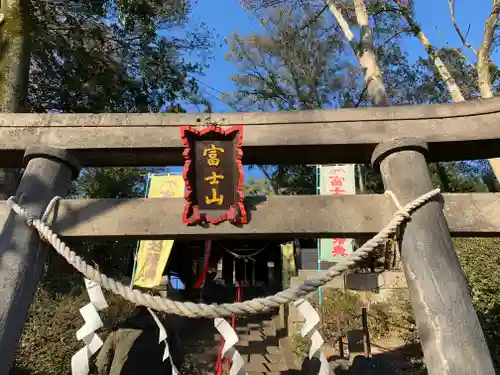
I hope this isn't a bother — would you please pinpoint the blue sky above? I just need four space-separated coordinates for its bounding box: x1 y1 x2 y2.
184 0 498 113
167 0 498 179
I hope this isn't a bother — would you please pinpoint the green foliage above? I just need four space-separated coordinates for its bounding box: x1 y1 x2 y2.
243 177 275 196
292 333 309 357
28 0 211 113
225 6 347 111
455 238 500 368
271 165 316 195
73 167 148 199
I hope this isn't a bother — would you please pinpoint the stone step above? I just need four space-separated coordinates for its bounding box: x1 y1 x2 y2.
236 345 281 355
214 328 276 341
246 321 274 329
236 335 280 347
214 334 275 343
245 361 288 372
247 353 286 364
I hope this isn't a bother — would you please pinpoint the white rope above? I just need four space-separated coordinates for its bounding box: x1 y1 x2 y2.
5 188 441 318
41 195 61 223
384 190 410 219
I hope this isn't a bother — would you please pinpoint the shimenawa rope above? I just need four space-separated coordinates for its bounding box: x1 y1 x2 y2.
6 188 441 318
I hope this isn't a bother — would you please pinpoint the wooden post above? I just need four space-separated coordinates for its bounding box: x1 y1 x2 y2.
0 146 80 374
371 138 495 375
337 315 344 358
361 307 371 357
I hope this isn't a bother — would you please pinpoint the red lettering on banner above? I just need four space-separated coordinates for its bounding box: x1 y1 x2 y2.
329 187 345 195
328 176 344 187
329 168 346 174
332 238 347 257
322 165 352 259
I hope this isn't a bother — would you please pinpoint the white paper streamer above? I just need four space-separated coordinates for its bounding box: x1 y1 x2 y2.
147 308 180 375
71 279 108 375
294 299 330 375
214 318 247 375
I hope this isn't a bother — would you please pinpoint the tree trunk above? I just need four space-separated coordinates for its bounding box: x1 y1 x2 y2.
352 0 389 106
415 30 465 102
477 1 500 185
0 0 31 198
477 0 499 99
325 0 389 107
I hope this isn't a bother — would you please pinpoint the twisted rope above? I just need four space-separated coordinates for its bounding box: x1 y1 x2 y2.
6 188 441 318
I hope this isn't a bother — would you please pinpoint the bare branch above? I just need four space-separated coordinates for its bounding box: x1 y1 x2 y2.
447 0 477 55
258 166 278 194
295 4 328 35
355 84 368 107
381 28 412 47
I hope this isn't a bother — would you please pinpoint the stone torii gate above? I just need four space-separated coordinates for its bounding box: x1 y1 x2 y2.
0 98 500 375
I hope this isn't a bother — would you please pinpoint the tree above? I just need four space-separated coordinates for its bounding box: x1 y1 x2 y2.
5 1 212 373
225 7 350 111
243 177 275 196
225 6 360 194
240 0 500 186
0 0 31 199
0 0 211 198
28 0 211 113
227 4 494 195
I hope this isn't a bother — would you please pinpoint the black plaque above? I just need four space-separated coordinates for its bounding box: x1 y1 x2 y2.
180 125 247 224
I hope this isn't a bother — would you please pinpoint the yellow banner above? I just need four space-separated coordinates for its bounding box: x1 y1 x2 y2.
133 175 185 288
281 242 297 289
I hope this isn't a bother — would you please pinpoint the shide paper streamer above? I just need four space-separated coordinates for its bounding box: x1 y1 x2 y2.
147 308 180 375
294 299 329 375
214 318 247 375
71 279 108 375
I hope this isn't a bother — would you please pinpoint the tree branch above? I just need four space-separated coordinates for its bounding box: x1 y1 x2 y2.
447 0 477 55
394 0 465 102
477 0 500 185
355 83 368 107
258 166 278 194
477 0 500 99
325 0 356 45
296 4 328 35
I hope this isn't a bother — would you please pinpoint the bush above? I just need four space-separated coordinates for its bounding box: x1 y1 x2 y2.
302 289 416 346
11 283 136 375
455 237 500 369
292 334 309 357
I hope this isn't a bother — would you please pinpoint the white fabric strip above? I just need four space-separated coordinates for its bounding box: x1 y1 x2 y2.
71 279 108 375
147 308 180 375
294 299 330 374
214 317 247 375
